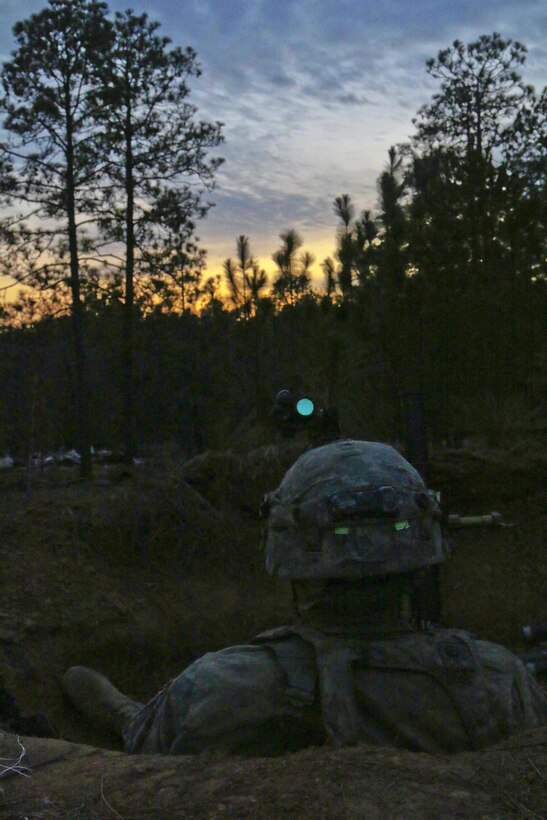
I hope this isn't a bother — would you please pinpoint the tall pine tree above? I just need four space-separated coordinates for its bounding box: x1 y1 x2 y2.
0 0 112 477
94 10 224 460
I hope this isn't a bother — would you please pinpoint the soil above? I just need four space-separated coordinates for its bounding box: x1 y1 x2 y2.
0 440 545 818
1 727 546 819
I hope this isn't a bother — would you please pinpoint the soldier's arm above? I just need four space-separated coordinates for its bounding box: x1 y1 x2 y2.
124 643 323 756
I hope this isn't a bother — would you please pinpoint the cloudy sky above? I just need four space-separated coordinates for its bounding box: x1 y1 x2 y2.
0 0 546 285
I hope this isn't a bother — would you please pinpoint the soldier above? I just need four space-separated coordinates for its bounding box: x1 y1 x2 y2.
63 440 547 755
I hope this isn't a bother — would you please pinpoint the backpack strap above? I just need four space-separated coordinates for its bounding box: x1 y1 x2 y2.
258 626 364 746
252 628 317 707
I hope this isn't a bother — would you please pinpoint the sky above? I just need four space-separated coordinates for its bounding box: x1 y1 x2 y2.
0 0 546 288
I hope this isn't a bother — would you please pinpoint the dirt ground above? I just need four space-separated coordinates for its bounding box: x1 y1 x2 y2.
0 440 545 818
1 727 546 819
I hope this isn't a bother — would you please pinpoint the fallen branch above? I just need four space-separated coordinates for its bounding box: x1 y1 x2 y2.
100 770 126 819
0 736 32 779
527 756 545 784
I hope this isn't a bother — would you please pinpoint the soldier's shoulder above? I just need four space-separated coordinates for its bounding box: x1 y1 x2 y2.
428 628 524 672
470 636 526 671
252 626 300 643
174 641 288 699
185 641 280 678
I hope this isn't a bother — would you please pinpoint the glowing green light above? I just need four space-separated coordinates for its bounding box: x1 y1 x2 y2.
296 397 314 417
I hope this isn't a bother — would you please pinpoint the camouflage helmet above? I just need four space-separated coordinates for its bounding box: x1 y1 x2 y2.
262 439 446 578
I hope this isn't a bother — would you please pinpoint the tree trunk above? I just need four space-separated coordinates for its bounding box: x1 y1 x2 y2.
123 87 135 464
65 85 92 479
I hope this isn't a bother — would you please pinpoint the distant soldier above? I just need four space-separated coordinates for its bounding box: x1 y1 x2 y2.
64 440 547 755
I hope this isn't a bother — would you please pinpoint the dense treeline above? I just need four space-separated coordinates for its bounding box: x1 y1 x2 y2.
0 18 545 464
0 261 543 460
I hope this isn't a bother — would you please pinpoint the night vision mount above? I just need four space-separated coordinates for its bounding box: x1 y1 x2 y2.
272 389 342 447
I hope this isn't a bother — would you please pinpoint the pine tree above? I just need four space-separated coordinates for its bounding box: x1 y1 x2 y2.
0 0 112 477
94 10 223 460
272 229 313 307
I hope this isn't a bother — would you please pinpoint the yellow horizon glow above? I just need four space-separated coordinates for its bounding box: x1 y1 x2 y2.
0 230 339 305
202 229 338 291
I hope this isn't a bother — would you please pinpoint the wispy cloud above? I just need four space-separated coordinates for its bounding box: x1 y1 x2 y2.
0 0 545 276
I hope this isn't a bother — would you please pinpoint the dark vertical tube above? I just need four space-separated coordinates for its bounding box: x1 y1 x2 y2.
399 388 440 624
399 388 428 481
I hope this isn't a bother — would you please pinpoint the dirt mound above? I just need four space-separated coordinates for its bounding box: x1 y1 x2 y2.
0 449 295 750
1 727 545 819
182 441 305 514
428 445 546 647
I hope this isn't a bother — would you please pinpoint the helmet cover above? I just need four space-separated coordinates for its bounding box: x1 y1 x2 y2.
263 439 446 578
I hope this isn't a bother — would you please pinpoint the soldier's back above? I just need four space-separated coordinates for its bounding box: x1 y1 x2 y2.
257 626 547 753
124 626 547 756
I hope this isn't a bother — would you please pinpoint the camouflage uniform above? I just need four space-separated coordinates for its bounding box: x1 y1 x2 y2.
124 625 547 755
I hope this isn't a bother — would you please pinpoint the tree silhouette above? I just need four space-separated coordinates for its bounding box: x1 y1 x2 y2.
413 33 532 161
333 194 355 235
321 257 337 299
377 147 406 289
94 9 223 460
272 229 313 307
0 0 112 477
405 33 545 432
246 260 268 316
223 236 267 317
223 257 241 309
236 235 252 316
